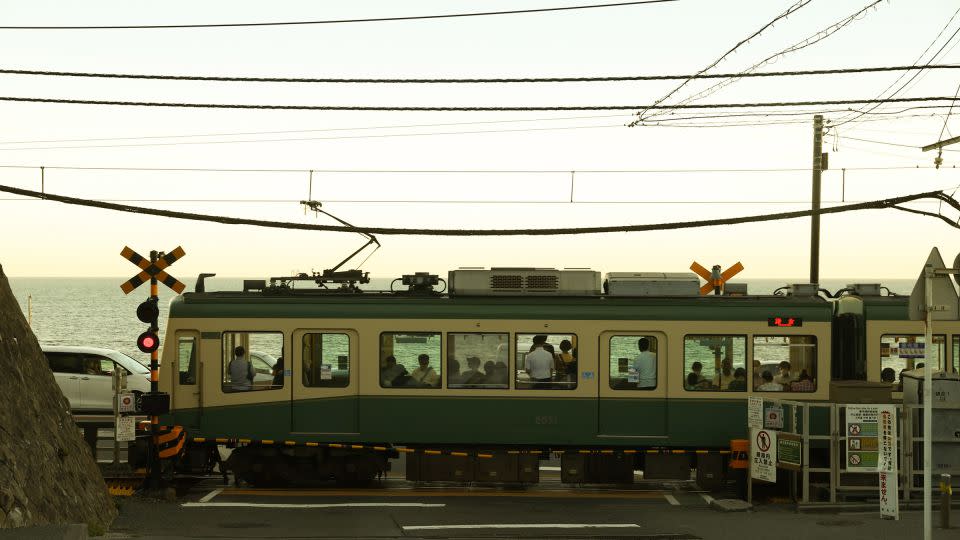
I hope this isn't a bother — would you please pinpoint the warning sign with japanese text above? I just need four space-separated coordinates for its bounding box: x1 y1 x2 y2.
877 405 899 520
750 427 777 483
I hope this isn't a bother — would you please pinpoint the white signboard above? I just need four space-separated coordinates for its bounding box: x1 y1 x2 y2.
877 405 899 520
748 396 763 429
750 427 777 483
117 392 136 413
115 415 136 442
764 406 784 429
846 405 880 471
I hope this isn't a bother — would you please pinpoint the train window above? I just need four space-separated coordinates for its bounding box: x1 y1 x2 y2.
447 333 509 389
221 331 284 393
881 334 946 381
515 333 577 390
380 332 441 388
178 336 197 385
683 335 746 392
609 335 658 390
753 336 817 392
302 333 350 388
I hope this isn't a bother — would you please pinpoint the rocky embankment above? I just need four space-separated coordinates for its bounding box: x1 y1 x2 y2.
0 264 116 531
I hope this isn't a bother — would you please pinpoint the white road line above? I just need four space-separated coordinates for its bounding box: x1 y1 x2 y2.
402 524 641 531
700 494 715 505
664 494 680 506
198 488 222 503
182 502 445 509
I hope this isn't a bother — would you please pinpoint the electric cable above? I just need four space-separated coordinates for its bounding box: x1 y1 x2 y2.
0 1 677 30
0 182 956 236
2 63 955 84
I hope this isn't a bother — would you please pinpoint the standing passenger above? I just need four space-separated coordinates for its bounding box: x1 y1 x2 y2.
229 346 254 391
633 338 657 389
380 355 408 387
525 335 554 387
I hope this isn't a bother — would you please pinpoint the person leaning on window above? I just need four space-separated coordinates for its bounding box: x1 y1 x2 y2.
229 346 254 391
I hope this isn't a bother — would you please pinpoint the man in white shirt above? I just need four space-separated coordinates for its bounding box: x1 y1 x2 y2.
633 337 657 389
409 354 439 387
756 370 784 391
525 335 554 387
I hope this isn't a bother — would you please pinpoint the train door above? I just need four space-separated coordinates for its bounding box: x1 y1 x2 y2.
597 331 668 438
291 329 359 434
171 331 201 429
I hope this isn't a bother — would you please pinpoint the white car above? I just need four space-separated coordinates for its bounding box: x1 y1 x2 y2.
43 345 152 412
249 351 278 385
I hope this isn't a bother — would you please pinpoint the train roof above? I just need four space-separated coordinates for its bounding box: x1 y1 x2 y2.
169 290 833 322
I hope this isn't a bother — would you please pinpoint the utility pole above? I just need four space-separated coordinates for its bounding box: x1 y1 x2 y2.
810 115 824 286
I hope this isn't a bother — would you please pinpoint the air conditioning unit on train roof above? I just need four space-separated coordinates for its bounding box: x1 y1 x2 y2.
448 267 601 296
605 272 700 296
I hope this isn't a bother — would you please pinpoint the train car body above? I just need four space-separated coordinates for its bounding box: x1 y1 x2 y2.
155 269 852 484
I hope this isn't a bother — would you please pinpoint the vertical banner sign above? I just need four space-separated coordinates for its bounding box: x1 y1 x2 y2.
878 405 899 520
748 396 763 429
750 427 777 482
846 405 880 471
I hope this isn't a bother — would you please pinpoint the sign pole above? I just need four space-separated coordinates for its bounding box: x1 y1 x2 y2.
149 250 161 490
923 266 933 540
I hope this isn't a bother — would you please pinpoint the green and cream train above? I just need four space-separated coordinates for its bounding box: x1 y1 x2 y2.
155 268 954 485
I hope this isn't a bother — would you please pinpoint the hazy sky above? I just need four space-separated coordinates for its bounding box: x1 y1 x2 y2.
1 0 959 282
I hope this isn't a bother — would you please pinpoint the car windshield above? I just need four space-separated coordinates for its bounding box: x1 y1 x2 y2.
112 352 150 373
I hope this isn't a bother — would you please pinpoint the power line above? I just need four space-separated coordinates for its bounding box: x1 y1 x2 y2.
0 104 945 149
0 164 937 174
831 6 960 128
3 63 957 84
1 95 959 112
0 198 952 205
0 1 676 30
637 0 815 121
0 182 954 235
648 0 887 121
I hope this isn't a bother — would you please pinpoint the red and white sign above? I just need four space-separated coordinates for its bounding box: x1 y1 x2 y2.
750 428 777 483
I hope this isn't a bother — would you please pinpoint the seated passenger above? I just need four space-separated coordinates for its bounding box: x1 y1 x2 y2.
756 370 784 391
774 361 793 386
409 354 439 387
712 358 732 388
727 367 747 391
481 360 502 386
790 370 815 392
448 358 462 384
460 356 484 385
687 361 707 388
686 372 711 391
380 355 408 387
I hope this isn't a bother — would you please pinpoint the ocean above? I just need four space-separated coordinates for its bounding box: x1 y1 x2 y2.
7 276 916 371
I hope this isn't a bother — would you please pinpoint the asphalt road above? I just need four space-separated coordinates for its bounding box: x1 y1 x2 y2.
102 471 956 540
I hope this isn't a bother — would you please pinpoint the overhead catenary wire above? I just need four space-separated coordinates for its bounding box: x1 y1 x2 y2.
1 64 956 84
0 164 943 174
1 95 958 112
0 105 941 148
635 0 815 121
0 1 676 30
830 6 960 128
0 182 958 236
643 0 888 122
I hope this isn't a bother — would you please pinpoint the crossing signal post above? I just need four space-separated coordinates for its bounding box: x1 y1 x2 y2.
120 246 185 489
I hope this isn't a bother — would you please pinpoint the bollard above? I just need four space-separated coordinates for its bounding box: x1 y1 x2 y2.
941 473 952 530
